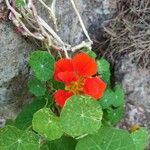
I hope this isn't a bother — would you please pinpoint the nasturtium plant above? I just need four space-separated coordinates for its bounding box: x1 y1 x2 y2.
60 95 103 137
32 108 63 141
130 128 149 150
0 126 40 150
28 78 46 97
97 58 111 84
29 51 55 81
15 97 51 130
76 126 136 150
1 49 149 150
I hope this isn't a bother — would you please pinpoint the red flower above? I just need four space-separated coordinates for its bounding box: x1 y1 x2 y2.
54 53 106 107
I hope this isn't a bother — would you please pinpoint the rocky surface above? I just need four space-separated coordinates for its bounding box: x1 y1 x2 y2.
114 55 150 132
0 0 116 120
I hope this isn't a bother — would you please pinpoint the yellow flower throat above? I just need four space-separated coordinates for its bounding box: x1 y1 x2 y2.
65 77 85 94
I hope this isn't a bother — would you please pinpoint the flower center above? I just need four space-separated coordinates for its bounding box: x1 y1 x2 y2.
65 77 85 94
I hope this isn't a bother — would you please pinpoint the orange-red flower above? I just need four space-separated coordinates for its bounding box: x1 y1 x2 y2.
54 53 106 107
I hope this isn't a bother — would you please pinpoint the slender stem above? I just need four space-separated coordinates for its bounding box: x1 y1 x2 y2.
70 0 93 44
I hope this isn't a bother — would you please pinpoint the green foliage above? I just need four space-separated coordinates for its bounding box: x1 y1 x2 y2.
97 58 111 84
131 128 149 150
105 106 124 125
49 80 65 90
32 108 63 141
82 48 97 58
29 51 55 81
28 78 46 96
99 89 115 109
0 126 40 150
60 95 103 137
113 85 125 107
16 0 25 8
76 126 136 150
41 136 77 150
15 98 51 130
99 86 124 109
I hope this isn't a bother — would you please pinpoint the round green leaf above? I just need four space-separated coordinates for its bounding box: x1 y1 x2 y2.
97 58 111 84
28 79 46 96
99 89 115 109
0 126 40 150
106 106 124 125
82 48 97 58
113 85 125 107
76 126 136 150
15 98 50 130
32 108 63 141
41 136 77 150
29 51 55 81
60 95 103 137
131 128 149 150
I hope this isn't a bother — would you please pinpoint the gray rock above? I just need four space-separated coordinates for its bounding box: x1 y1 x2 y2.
115 55 150 131
0 21 35 119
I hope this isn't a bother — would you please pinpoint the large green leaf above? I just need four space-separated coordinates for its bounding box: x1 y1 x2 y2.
60 95 103 137
41 136 77 150
0 126 40 150
32 108 63 141
131 128 149 150
28 79 46 96
97 58 111 84
15 98 51 130
76 126 136 150
29 51 55 81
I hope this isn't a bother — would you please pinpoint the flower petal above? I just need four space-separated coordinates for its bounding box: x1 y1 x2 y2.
57 71 78 84
83 77 106 99
54 90 74 107
54 59 74 81
73 53 97 77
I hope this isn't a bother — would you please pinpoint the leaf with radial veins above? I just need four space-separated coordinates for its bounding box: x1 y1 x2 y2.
60 95 103 137
29 51 55 81
28 78 46 96
32 108 63 141
0 126 40 150
76 126 136 150
130 128 149 150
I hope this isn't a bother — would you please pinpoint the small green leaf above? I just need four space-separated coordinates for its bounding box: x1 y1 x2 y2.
28 79 46 96
0 126 40 150
112 85 125 107
29 51 55 81
60 95 103 137
16 0 25 8
105 106 124 125
41 136 77 150
76 126 136 150
82 48 97 58
99 89 115 109
131 128 149 150
15 98 51 130
32 108 63 141
97 58 111 84
50 80 65 90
